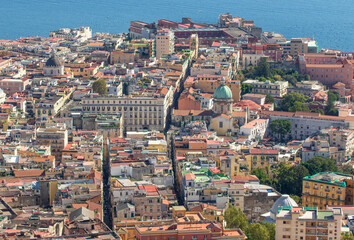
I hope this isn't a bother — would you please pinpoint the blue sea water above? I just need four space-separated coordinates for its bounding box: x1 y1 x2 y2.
1 0 353 51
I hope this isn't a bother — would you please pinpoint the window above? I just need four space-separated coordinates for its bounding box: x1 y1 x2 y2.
219 121 223 128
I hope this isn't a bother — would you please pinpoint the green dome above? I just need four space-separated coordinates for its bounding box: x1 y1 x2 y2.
213 84 233 99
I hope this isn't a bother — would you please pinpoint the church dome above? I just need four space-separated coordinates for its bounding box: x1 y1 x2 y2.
213 80 232 100
45 53 62 67
270 194 298 216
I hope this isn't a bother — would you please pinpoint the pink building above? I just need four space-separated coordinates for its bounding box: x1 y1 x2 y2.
0 78 30 95
241 43 283 62
298 53 354 98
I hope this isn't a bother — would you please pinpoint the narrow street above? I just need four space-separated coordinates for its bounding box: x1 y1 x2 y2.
102 137 113 230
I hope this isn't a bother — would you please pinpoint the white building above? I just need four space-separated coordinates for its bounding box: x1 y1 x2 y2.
50 27 92 41
196 93 213 110
301 138 331 162
261 111 351 140
0 88 6 104
43 53 64 76
82 94 171 131
243 79 288 97
242 53 266 67
240 119 269 141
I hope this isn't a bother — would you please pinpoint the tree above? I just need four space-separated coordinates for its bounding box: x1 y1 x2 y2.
265 94 275 104
271 68 284 77
327 91 338 103
279 92 308 112
224 204 248 230
255 59 271 78
327 108 338 116
283 74 297 86
340 165 354 175
341 232 354 240
92 79 107 96
311 108 324 115
251 168 268 181
288 101 310 112
302 156 338 175
246 223 270 240
241 83 253 95
270 119 292 141
326 91 339 116
277 164 309 196
289 194 302 205
251 167 279 190
261 222 275 240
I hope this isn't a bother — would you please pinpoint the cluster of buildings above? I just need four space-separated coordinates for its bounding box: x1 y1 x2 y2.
0 14 352 240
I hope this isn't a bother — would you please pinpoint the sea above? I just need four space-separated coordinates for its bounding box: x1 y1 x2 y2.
1 0 353 51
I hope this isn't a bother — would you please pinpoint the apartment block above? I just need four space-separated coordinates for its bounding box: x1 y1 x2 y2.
36 124 68 160
155 29 174 59
276 207 342 240
302 172 354 209
82 95 169 131
246 148 279 171
243 79 288 97
328 128 354 160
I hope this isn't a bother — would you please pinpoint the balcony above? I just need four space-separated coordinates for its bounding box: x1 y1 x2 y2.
306 224 317 228
317 224 328 228
306 231 316 236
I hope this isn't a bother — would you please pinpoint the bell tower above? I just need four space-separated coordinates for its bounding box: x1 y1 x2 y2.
189 34 199 59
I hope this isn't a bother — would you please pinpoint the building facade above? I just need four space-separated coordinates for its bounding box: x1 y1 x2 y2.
243 79 288 97
302 172 354 209
82 95 168 131
155 29 175 59
276 207 342 240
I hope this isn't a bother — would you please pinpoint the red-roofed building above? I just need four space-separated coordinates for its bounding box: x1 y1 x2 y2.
178 92 201 110
135 222 247 240
133 184 164 220
13 169 45 178
299 53 354 98
232 175 260 184
239 118 269 141
247 148 279 170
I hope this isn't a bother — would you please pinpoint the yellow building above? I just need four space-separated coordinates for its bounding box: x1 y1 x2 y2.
172 206 186 218
302 172 354 210
144 140 167 153
215 150 241 177
0 113 9 131
195 74 241 102
65 62 101 78
110 50 139 64
246 148 279 171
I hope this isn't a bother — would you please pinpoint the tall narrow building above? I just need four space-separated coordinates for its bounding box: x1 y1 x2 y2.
102 137 113 230
189 34 199 59
155 29 174 59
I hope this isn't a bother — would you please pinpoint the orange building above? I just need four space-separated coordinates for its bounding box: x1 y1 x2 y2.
194 74 241 102
135 222 246 240
178 93 201 110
